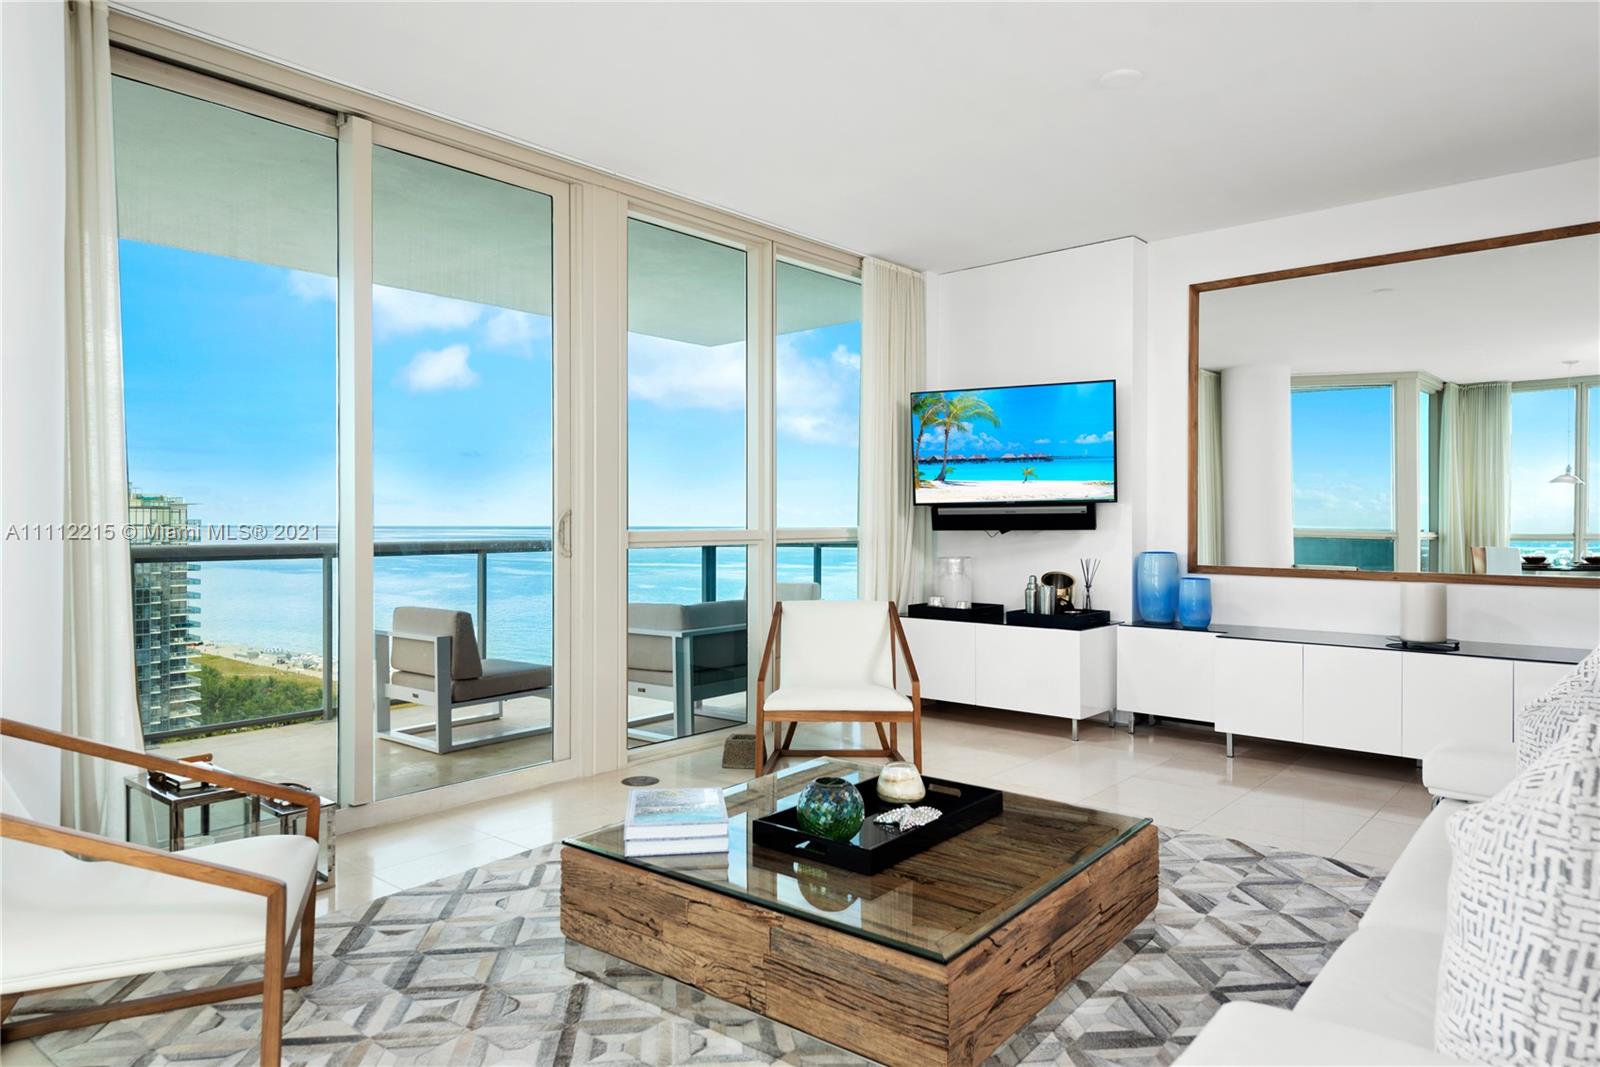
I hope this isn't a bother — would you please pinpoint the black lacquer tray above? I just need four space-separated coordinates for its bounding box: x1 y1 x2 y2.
752 775 1003 874
1004 608 1112 630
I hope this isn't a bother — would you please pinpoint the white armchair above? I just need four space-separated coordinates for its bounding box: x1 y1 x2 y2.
754 600 921 775
0 719 320 1067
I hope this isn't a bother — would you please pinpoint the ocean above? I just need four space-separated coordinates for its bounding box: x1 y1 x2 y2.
916 456 1114 484
188 526 857 663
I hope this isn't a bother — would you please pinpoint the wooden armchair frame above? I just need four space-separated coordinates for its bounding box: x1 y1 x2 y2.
0 718 320 1066
753 601 921 775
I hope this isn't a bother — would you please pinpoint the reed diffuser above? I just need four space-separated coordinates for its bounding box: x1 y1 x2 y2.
1079 558 1101 611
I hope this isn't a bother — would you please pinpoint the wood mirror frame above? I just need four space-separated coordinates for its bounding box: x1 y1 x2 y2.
1187 221 1600 589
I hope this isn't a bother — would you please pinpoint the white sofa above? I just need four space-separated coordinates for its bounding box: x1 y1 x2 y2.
1180 747 1519 1065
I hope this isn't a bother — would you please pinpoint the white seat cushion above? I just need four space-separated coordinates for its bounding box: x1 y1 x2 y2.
1178 1002 1464 1066
763 685 912 714
2 832 318 994
1294 926 1445 1049
1358 798 1464 934
1436 714 1600 1066
1422 740 1519 802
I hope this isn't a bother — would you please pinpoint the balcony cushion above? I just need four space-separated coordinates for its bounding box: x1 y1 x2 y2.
391 606 482 680
1422 740 1518 802
778 600 896 689
394 658 551 702
1357 798 1464 935
1436 714 1600 1067
764 684 912 714
1294 926 1445 1049
1 832 317 994
1514 647 1600 769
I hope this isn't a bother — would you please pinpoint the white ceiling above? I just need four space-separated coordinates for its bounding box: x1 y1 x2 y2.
1199 233 1600 383
120 2 1600 273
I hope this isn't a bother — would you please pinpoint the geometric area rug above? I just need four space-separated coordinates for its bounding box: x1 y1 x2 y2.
19 831 1385 1066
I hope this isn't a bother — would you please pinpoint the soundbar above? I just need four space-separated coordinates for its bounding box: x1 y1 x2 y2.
930 503 1097 532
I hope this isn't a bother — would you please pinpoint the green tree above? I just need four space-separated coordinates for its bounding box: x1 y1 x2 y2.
912 393 947 485
935 393 1000 482
1021 466 1037 482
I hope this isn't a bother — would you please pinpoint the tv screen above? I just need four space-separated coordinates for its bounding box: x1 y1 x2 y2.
911 380 1116 506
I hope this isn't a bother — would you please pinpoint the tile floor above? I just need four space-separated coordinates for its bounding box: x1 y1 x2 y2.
315 702 1432 919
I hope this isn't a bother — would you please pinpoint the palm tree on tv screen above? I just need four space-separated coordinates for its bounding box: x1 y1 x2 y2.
912 393 947 485
935 393 1000 482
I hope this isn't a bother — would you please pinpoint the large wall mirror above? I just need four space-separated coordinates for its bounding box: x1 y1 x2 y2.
1190 223 1600 587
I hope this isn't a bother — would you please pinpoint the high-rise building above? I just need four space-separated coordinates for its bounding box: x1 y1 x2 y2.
128 489 202 734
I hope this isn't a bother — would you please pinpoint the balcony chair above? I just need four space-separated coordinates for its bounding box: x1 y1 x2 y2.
375 606 553 754
754 600 921 775
0 719 319 1067
626 599 748 742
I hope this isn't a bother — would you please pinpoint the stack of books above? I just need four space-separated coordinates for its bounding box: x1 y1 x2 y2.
623 786 729 857
149 760 222 794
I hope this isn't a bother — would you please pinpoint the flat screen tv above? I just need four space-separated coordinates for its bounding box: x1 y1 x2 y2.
911 380 1116 507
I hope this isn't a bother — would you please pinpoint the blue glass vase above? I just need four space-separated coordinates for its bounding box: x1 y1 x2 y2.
1134 551 1180 624
1178 576 1213 629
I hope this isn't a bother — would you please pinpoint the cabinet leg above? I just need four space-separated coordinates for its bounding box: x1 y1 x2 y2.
1225 732 1234 759
1128 712 1136 736
1071 720 1079 743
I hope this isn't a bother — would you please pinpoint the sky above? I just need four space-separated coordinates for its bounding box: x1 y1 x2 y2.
119 240 859 533
1291 386 1395 530
910 381 1115 458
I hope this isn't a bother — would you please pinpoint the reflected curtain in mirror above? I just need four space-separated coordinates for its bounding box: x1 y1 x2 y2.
1437 382 1511 574
1196 369 1225 564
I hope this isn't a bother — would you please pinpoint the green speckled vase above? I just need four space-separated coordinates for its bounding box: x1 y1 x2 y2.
795 777 865 841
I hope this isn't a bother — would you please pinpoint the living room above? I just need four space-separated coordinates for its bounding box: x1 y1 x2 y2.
2 3 1597 1065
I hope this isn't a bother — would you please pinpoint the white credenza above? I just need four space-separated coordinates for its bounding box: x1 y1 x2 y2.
1115 623 1586 760
898 616 1117 736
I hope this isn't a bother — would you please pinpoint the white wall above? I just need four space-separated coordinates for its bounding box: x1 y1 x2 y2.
1144 159 1600 647
924 238 1145 617
0 0 68 820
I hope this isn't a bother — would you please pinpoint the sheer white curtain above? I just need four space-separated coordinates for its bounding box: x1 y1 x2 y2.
1196 369 1225 565
63 0 142 836
1437 381 1511 574
858 258 931 606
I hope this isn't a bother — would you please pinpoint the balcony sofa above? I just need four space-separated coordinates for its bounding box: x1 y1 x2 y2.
1181 656 1598 1066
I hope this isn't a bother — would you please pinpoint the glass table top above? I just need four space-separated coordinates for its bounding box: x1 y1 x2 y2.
563 759 1151 962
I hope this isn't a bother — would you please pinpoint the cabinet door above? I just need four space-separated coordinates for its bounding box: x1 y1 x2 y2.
1401 654 1512 758
1303 645 1403 756
1513 660 1574 725
1213 639 1303 742
897 618 975 705
1116 626 1216 723
975 625 1079 717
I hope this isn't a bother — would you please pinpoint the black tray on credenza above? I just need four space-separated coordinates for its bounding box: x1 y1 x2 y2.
907 602 1006 624
1004 609 1112 630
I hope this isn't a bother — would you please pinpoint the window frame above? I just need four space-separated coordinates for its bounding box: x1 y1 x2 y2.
1508 376 1598 555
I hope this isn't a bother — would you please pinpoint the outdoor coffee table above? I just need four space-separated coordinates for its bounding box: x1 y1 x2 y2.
561 759 1158 1067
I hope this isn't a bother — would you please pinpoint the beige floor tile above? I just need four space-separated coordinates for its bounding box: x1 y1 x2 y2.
1000 746 1169 800
314 861 400 917
1377 784 1437 818
1333 846 1399 872
1131 754 1286 790
374 834 529 890
338 815 504 869
1342 813 1425 858
1195 794 1372 855
1250 767 1405 815
1081 777 1250 823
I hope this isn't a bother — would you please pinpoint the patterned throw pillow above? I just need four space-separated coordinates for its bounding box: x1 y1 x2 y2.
1437 715 1600 1066
1516 647 1600 769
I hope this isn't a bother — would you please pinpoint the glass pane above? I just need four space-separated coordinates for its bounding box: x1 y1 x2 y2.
775 262 861 528
1292 535 1396 571
115 76 340 802
1418 389 1431 533
627 220 747 528
1588 386 1599 539
1291 385 1394 531
777 544 859 600
1510 387 1576 536
371 145 556 799
626 546 748 748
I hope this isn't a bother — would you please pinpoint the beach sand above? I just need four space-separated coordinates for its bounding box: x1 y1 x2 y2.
915 480 1113 504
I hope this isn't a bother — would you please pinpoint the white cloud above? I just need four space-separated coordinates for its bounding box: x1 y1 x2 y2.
1033 438 1052 445
287 270 335 302
830 345 860 371
774 337 857 445
484 309 549 354
373 286 483 338
1074 430 1114 445
398 344 479 393
628 333 745 411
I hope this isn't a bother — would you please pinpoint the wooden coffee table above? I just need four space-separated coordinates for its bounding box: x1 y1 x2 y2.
561 760 1158 1067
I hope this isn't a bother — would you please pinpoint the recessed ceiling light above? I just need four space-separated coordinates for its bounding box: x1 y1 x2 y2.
1369 287 1397 294
1098 68 1145 90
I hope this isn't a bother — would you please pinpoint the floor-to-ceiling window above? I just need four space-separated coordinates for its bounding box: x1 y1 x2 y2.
114 73 342 805
1291 384 1397 570
368 140 562 797
1510 381 1594 564
625 219 753 747
774 260 862 600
